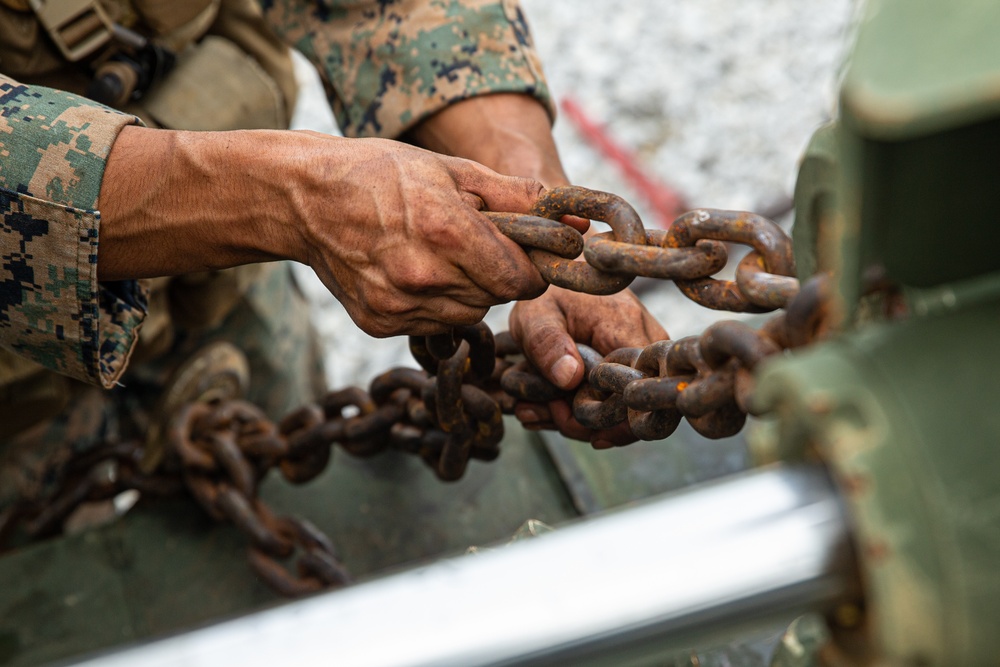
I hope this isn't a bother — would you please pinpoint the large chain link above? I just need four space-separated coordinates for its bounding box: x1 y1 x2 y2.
1 186 840 597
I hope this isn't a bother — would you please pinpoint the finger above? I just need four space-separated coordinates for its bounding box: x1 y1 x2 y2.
454 210 549 302
560 213 591 234
439 160 551 301
514 402 555 431
390 260 515 309
549 402 636 449
462 192 486 211
643 311 670 344
523 423 553 432
515 402 553 425
548 400 592 442
579 296 669 354
590 422 637 449
387 233 543 307
448 158 545 214
351 292 490 337
509 301 585 390
376 313 487 337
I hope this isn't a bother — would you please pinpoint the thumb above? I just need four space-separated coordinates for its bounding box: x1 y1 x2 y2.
449 158 545 214
510 302 585 390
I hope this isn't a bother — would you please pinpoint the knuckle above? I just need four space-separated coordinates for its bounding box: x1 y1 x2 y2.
450 307 489 327
408 320 451 337
492 267 545 302
521 177 545 202
362 317 396 338
420 214 461 246
364 286 414 321
392 262 445 294
586 297 654 350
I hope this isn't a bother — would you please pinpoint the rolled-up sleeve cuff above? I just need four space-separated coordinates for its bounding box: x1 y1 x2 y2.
327 0 555 139
0 77 147 388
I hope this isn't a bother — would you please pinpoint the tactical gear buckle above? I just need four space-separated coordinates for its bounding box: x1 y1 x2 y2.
28 0 113 62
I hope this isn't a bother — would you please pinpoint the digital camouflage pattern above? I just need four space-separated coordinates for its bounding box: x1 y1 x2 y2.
0 0 551 391
0 76 146 388
0 261 327 511
260 0 554 138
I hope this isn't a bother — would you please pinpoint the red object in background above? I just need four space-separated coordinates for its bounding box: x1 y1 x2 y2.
560 96 687 229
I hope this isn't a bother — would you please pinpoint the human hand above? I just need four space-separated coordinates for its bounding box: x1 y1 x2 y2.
407 93 670 446
292 135 551 337
99 127 546 340
509 286 668 448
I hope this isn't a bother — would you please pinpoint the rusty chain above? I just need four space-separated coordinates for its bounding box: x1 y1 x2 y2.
1 185 846 597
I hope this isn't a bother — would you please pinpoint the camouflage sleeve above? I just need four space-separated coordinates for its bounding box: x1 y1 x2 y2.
260 0 554 139
0 75 148 389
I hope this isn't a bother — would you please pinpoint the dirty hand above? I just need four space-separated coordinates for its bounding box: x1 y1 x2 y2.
509 286 668 448
99 127 547 339
294 135 552 337
406 92 669 445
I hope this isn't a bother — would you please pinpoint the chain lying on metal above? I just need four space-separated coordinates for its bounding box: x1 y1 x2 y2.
0 186 836 597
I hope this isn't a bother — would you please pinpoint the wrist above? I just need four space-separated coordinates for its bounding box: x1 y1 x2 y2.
407 93 570 187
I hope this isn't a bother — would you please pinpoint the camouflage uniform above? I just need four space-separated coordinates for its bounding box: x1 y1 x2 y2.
0 1 552 504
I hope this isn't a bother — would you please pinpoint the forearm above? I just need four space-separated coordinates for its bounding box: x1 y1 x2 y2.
406 93 568 187
97 124 550 338
97 126 307 280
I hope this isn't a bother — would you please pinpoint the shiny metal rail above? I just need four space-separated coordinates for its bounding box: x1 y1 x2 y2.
70 463 854 667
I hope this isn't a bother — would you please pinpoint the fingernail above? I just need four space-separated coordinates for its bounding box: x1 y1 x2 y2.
551 354 579 388
591 439 614 450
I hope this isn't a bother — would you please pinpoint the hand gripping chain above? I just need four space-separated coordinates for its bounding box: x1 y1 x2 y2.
0 186 840 597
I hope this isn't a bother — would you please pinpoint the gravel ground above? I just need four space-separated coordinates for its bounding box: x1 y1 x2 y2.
523 0 855 339
290 0 856 388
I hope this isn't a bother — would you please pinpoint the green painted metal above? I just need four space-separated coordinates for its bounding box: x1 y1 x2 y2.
762 0 1000 662
841 0 1000 139
835 0 1000 307
755 294 1000 665
791 122 839 282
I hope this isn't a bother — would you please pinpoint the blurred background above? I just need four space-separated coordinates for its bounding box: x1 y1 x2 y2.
290 0 856 385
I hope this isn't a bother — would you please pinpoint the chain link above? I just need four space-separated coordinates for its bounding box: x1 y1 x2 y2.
2 185 842 598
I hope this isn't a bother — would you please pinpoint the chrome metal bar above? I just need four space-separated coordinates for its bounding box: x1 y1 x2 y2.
71 463 853 667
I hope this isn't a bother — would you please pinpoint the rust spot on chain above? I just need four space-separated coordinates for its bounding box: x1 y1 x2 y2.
484 212 585 259
665 209 796 312
586 230 728 280
735 251 799 309
510 186 646 295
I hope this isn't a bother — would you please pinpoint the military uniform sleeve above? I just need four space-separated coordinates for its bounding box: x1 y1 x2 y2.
0 75 148 389
260 0 554 139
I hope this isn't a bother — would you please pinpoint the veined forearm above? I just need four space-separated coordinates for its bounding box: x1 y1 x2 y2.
96 126 307 280
97 124 551 338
